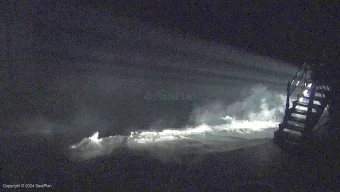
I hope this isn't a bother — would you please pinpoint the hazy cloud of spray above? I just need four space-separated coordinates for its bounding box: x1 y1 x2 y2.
2 5 297 141
190 84 286 126
69 84 287 162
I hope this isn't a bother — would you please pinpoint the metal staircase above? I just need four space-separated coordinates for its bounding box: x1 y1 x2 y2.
273 47 340 191
274 63 330 149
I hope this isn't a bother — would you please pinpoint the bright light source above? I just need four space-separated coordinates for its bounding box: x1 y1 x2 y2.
303 90 309 96
308 83 312 88
89 131 102 144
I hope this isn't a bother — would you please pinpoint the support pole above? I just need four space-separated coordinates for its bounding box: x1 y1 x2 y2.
283 81 291 126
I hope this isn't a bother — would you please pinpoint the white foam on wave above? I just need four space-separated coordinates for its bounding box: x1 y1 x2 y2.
69 84 286 162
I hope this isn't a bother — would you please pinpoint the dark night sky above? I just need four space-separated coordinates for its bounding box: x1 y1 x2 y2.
46 0 339 65
4 0 338 66
95 0 339 65
126 1 339 65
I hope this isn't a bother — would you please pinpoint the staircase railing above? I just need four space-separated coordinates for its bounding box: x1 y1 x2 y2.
283 63 308 125
288 62 308 96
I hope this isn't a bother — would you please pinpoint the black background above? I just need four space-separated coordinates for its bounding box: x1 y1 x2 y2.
89 0 339 66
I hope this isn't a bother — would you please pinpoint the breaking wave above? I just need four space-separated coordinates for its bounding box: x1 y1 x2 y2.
69 84 286 162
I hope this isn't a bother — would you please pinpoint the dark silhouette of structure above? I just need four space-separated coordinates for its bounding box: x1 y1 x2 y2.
273 46 340 190
274 46 340 151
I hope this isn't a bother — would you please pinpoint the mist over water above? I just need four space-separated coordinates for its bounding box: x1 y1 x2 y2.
69 84 287 162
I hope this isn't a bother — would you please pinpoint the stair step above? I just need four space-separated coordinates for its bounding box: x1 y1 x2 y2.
297 99 322 106
280 122 305 132
294 101 308 107
286 123 305 132
293 101 321 109
288 116 306 124
289 108 318 116
291 108 308 115
297 93 324 102
282 130 303 142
